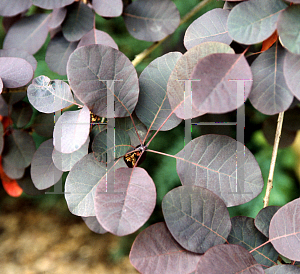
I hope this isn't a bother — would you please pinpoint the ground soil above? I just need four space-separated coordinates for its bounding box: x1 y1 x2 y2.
0 194 140 274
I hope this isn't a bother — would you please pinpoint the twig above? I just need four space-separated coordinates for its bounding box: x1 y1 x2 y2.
132 0 214 67
263 112 284 207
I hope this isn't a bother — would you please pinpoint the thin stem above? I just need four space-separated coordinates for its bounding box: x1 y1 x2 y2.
131 0 214 67
263 112 284 208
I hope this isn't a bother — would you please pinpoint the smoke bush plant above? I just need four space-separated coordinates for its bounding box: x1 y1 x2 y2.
0 0 300 273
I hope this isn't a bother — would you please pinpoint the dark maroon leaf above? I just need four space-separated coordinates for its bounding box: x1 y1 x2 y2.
48 8 67 30
67 44 139 118
77 29 118 50
0 57 33 88
62 2 94 42
162 186 231 253
27 75 75 113
92 0 123 17
227 0 287 44
2 129 36 169
135 52 182 132
0 0 31 16
31 113 55 138
249 43 293 115
176 135 264 207
184 8 232 50
265 265 300 274
167 42 234 119
130 222 202 274
65 153 126 216
10 101 33 128
45 32 78 75
269 198 300 261
3 14 50 55
52 136 89 171
115 113 148 147
32 0 74 9
284 51 300 101
255 206 280 238
189 53 252 117
1 89 26 106
17 168 49 196
82 216 107 234
195 244 264 274
0 48 37 71
92 129 131 162
53 106 90 154
123 0 180 42
277 5 300 55
95 167 156 236
2 157 25 179
228 216 278 267
31 139 63 190
0 96 9 116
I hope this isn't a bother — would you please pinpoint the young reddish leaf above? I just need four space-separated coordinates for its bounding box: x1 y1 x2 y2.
162 186 231 254
261 31 278 52
94 167 156 236
130 222 202 274
123 0 180 42
176 135 263 207
195 244 264 274
167 42 234 119
228 216 278 267
184 8 232 50
269 198 300 261
2 179 23 197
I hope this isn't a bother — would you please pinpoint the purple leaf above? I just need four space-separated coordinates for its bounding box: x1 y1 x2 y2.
136 52 182 131
92 0 123 17
62 2 94 42
176 135 264 207
228 216 278 267
249 43 293 115
67 44 139 118
0 78 3 94
227 0 287 44
32 0 74 9
64 154 126 216
195 244 264 274
27 75 74 113
53 106 90 154
0 57 33 88
130 222 202 274
0 0 31 17
0 48 37 71
94 167 156 236
2 129 36 169
45 32 78 75
284 51 300 101
2 157 25 180
167 42 234 119
123 0 180 42
269 197 300 261
184 8 232 50
82 216 107 234
31 139 63 190
3 13 50 55
162 186 231 253
265 265 300 273
77 29 118 50
52 136 89 171
48 8 67 29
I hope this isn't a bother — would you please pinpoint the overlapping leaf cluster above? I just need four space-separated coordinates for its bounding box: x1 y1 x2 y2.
0 0 300 273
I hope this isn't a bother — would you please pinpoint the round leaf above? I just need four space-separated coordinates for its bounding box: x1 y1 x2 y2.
176 134 264 207
284 51 300 101
94 167 156 236
255 206 280 238
82 216 107 234
67 44 139 117
92 0 123 17
162 186 231 253
123 0 180 42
